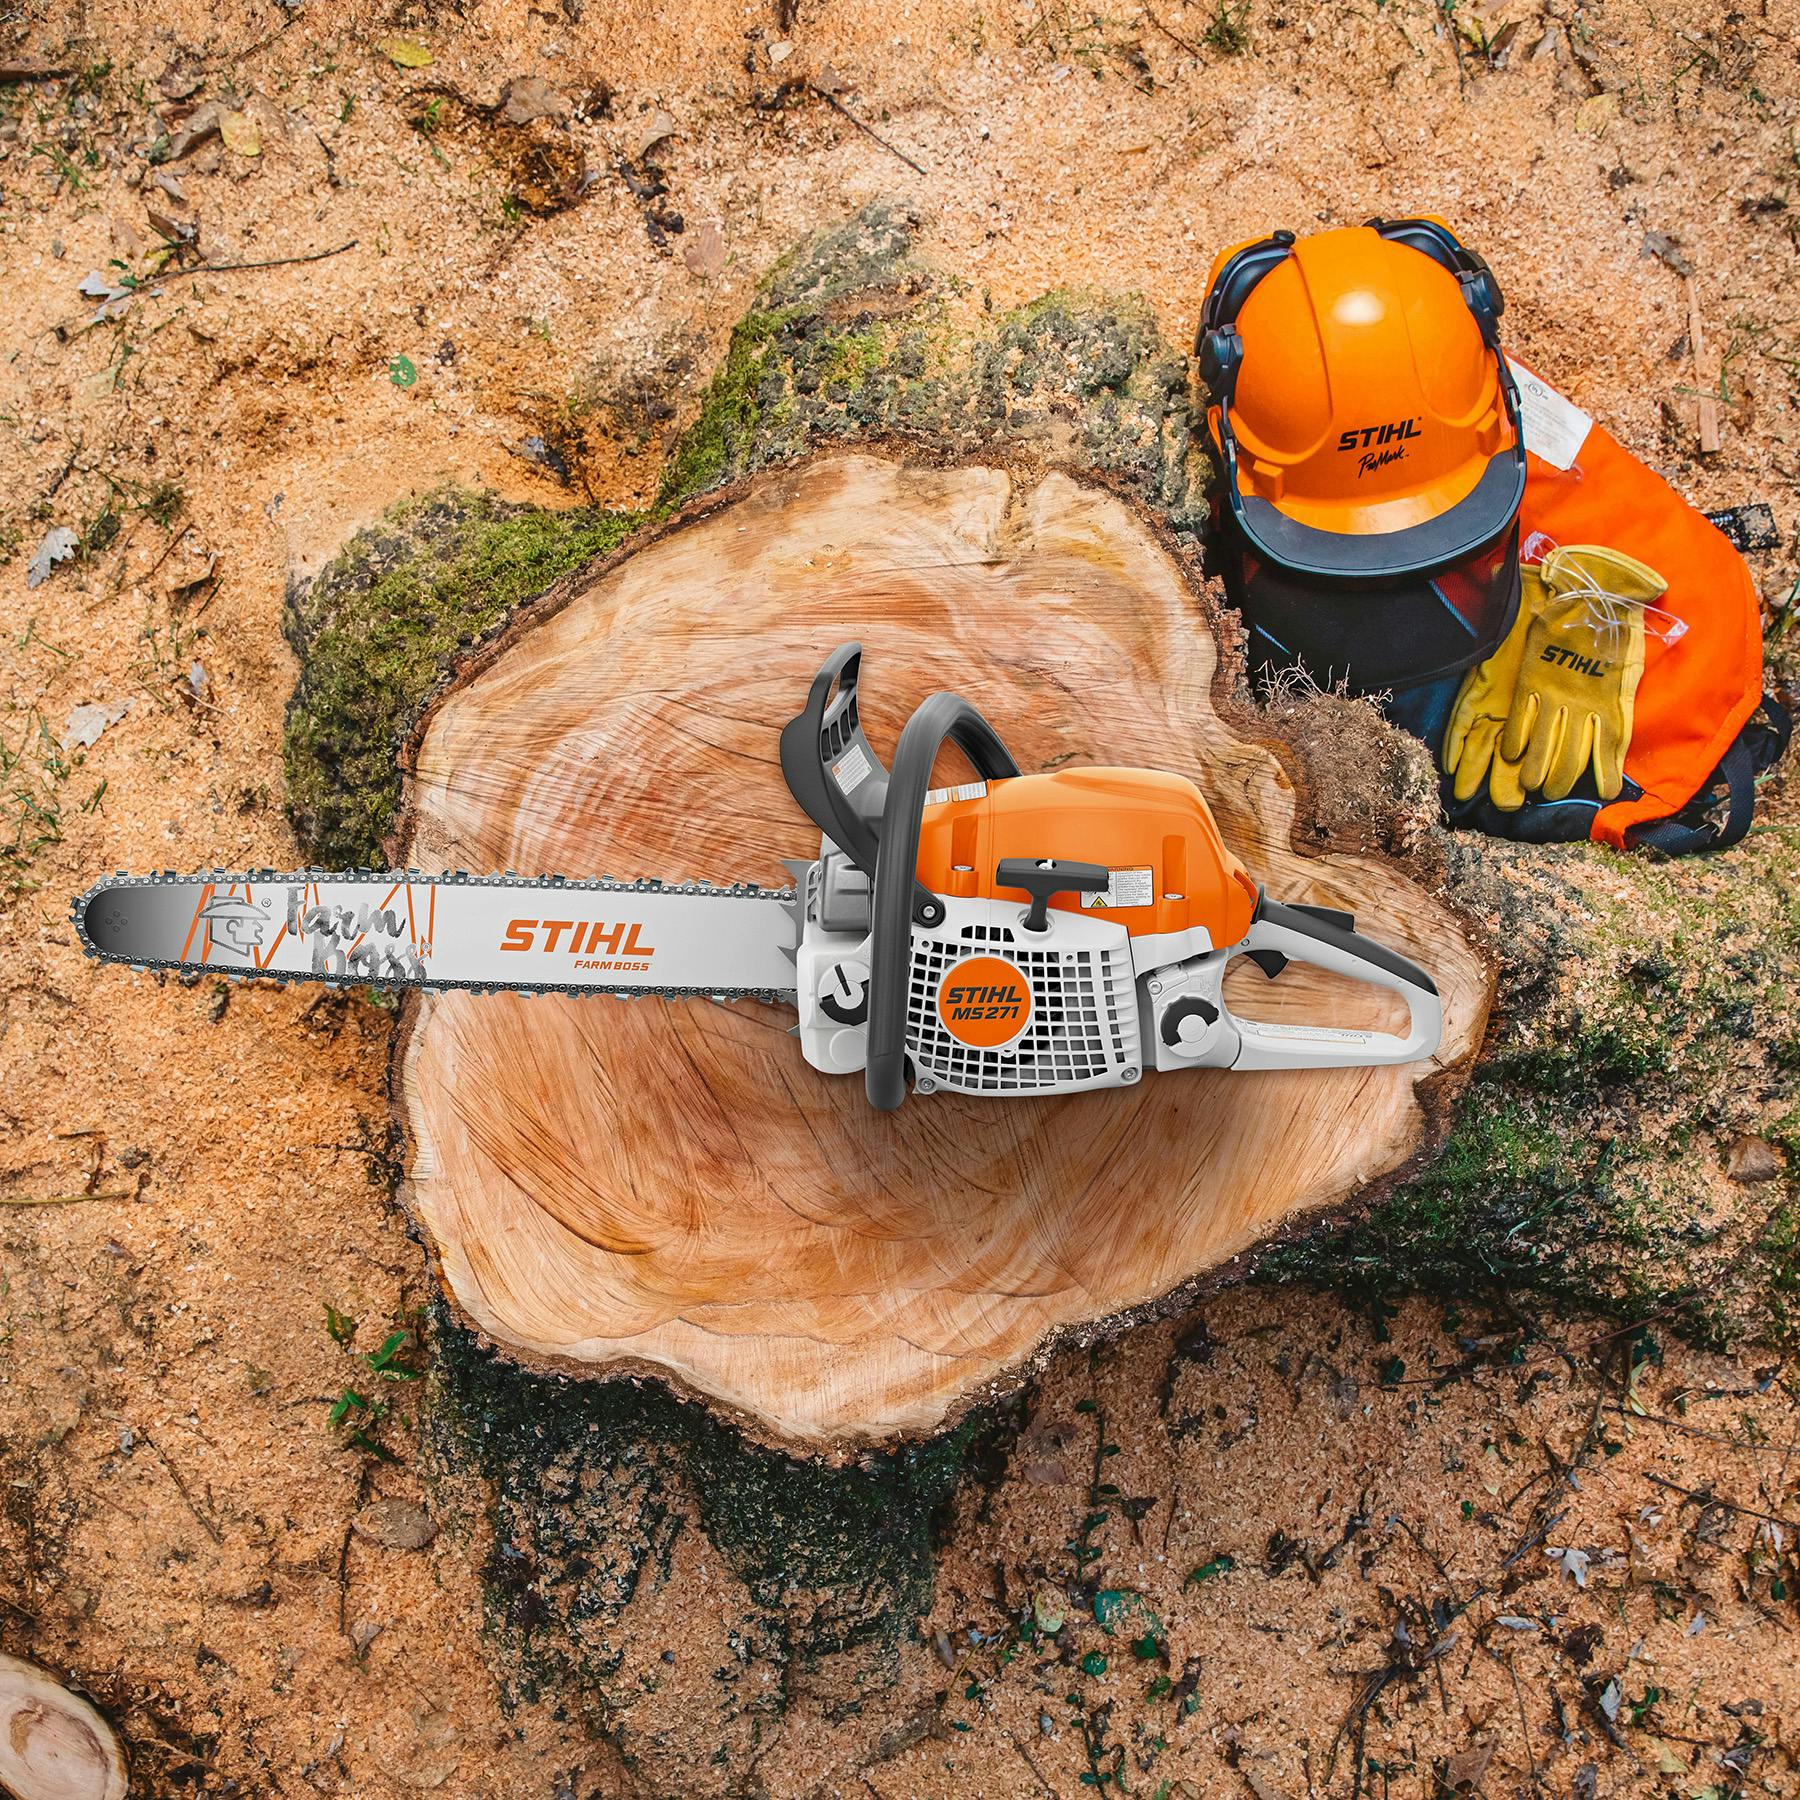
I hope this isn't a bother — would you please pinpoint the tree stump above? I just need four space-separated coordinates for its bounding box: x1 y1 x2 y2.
0 1654 128 1800
394 454 1489 1450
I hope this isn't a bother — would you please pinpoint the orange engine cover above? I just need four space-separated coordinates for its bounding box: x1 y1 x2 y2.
914 768 1259 945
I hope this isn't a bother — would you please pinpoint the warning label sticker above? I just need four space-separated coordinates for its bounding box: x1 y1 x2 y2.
923 780 990 806
1081 866 1154 910
832 743 873 794
1507 358 1592 472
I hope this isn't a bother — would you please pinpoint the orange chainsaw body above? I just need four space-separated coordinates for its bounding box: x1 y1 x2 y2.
914 767 1260 946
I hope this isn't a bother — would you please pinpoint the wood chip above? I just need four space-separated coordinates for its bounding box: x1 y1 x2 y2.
1687 275 1722 453
0 1651 129 1800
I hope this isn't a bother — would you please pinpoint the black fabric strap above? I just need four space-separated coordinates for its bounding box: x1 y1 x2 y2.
1627 737 1757 855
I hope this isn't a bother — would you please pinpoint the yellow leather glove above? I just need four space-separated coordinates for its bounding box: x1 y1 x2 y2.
1499 544 1661 802
1441 568 1543 811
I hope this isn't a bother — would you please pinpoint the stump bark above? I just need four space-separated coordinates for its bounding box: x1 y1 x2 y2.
0 1654 128 1800
394 453 1490 1449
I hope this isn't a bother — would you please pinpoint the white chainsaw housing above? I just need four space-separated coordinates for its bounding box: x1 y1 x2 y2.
794 849 1442 1097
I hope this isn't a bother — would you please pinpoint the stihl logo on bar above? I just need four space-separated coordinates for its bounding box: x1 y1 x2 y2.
501 918 657 970
1538 645 1611 677
937 955 1033 1050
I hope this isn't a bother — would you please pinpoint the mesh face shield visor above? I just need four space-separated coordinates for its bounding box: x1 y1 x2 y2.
1218 435 1527 696
1229 519 1522 694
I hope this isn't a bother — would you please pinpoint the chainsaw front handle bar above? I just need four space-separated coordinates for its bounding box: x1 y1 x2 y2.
1227 898 1442 1071
866 688 1021 1113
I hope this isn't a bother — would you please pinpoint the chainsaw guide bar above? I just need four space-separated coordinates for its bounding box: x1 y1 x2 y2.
72 870 801 1002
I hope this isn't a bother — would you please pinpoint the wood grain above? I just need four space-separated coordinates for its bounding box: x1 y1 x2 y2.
0 1652 129 1800
395 454 1489 1449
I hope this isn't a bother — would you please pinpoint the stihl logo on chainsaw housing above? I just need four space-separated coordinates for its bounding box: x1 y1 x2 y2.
501 918 657 970
936 955 1033 1050
1538 644 1611 678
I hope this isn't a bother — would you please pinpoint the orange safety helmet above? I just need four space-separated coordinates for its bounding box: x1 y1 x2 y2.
1196 219 1526 693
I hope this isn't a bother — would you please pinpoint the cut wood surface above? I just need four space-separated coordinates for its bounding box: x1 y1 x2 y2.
396 454 1489 1448
0 1653 128 1800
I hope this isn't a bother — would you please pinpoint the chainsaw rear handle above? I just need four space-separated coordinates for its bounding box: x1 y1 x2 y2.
866 686 1022 1113
1225 896 1441 1071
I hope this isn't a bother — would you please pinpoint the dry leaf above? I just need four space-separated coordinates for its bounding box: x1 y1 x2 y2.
61 699 131 750
636 108 676 160
497 75 569 124
147 208 198 246
157 58 203 100
1573 92 1616 134
219 109 261 156
1546 1544 1590 1587
163 102 222 161
682 219 726 278
0 58 72 82
375 36 434 69
354 1498 437 1550
1726 1135 1780 1182
1444 1741 1495 1791
169 551 219 609
27 525 78 588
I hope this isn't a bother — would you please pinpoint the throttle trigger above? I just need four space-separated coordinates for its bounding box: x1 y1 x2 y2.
1292 903 1354 931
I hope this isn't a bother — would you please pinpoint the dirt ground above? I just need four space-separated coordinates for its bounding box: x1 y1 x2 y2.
1 0 1798 1795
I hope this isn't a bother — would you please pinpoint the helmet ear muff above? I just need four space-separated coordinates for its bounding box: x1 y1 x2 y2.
1196 229 1297 403
1366 215 1506 343
1458 268 1503 347
1196 324 1243 402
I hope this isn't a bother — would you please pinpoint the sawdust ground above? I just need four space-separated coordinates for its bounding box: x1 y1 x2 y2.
0 0 1797 1793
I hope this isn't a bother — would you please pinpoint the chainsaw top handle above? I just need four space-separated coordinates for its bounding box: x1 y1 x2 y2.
865 681 1021 1112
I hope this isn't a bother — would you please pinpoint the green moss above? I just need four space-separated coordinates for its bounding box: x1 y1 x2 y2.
427 1305 976 1738
654 308 792 514
283 489 639 865
1274 821 1800 1345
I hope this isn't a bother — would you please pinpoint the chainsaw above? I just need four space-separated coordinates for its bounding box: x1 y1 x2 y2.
74 644 1442 1111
